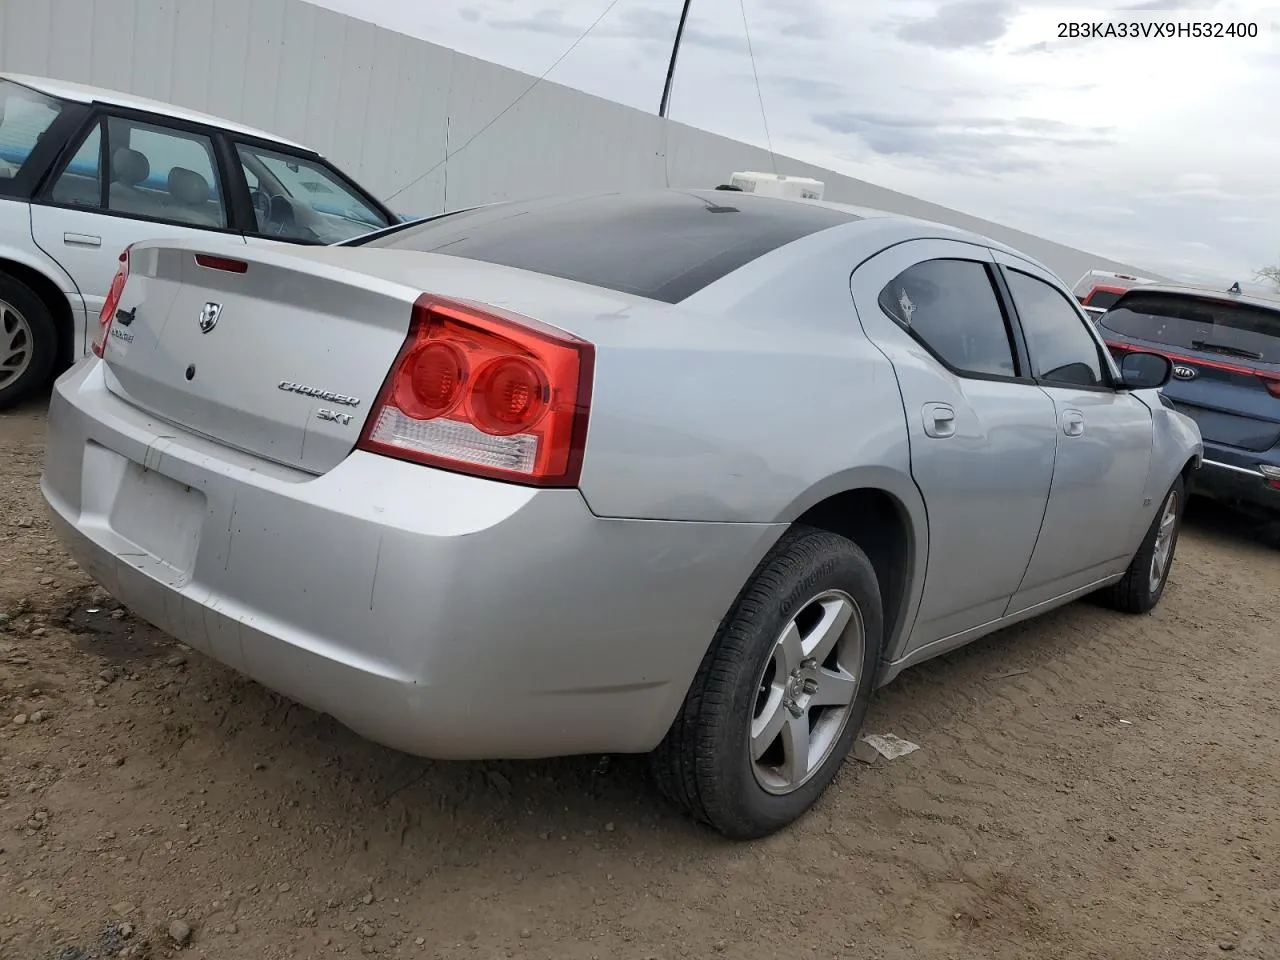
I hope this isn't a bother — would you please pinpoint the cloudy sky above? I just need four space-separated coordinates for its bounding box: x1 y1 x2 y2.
306 0 1279 286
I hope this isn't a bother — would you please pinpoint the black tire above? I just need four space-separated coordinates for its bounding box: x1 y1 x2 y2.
1098 475 1186 614
650 525 883 840
0 272 58 411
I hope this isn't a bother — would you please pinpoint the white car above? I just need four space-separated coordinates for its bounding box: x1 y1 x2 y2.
0 72 401 408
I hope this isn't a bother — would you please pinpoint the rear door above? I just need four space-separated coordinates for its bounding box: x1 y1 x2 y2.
850 239 1058 650
1096 291 1280 454
993 254 1154 611
29 111 245 353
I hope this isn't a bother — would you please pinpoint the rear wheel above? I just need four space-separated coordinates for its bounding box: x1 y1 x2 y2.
0 273 58 411
650 526 882 839
1098 476 1185 614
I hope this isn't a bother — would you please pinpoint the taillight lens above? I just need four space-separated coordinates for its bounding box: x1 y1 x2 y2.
357 294 595 487
92 247 132 358
1263 377 1280 400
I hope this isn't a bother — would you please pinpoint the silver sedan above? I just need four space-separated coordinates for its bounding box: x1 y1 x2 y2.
41 189 1202 839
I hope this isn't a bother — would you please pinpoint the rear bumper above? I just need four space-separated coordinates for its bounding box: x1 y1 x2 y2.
41 359 783 759
1191 443 1280 513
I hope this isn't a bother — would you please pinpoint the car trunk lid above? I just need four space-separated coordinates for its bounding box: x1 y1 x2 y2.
101 244 423 474
99 241 638 474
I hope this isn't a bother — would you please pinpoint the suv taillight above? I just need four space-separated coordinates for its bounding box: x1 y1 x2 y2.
357 294 595 487
92 247 132 358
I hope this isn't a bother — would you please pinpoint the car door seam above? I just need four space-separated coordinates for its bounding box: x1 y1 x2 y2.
846 268 930 663
1004 383 1061 613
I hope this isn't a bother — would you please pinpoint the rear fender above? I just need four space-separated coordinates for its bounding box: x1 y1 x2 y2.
777 465 930 677
0 237 87 364
0 206 83 302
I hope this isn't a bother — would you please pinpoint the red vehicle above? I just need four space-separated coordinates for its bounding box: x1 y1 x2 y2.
1074 270 1157 319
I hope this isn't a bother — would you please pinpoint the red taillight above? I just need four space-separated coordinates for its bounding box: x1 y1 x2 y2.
1264 378 1280 399
471 357 548 435
357 294 595 487
398 341 467 418
194 254 248 273
92 247 132 358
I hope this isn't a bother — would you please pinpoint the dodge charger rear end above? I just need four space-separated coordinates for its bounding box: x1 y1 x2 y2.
41 190 1200 838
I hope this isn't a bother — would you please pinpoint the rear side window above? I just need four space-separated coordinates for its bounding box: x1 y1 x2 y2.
877 258 1018 378
357 190 860 303
0 79 62 181
50 121 102 207
1100 293 1280 364
102 117 227 228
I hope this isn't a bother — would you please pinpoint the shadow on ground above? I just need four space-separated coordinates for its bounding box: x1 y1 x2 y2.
1183 496 1278 551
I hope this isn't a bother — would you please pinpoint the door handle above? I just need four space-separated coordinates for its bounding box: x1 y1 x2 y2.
922 402 956 439
1062 409 1085 437
63 232 102 247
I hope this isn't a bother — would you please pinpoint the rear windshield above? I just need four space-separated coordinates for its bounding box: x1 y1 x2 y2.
1100 293 1280 363
0 79 62 181
355 190 860 303
1084 288 1123 310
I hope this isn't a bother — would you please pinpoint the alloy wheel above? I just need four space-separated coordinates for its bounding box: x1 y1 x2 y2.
749 589 864 795
0 298 33 389
1148 489 1180 594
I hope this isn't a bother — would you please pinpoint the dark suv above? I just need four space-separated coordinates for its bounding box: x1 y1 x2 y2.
1098 285 1280 518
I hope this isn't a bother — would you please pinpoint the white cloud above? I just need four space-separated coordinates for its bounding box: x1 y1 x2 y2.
304 0 1280 285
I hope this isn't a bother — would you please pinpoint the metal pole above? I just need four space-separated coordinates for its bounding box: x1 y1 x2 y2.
659 0 693 118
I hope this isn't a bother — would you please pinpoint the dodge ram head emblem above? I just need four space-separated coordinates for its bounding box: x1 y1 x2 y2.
1172 364 1197 381
199 301 222 334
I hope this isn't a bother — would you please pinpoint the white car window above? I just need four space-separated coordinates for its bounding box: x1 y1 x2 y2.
0 78 62 180
235 143 389 243
49 121 102 207
101 117 227 229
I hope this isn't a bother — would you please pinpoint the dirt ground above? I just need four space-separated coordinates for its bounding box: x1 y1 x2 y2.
1 393 1278 960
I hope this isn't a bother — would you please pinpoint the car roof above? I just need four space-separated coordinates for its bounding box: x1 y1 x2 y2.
1 72 309 152
355 189 1069 302
711 193 1064 276
1116 283 1280 313
359 189 874 304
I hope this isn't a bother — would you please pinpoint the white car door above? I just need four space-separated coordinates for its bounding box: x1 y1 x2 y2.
29 113 245 356
991 252 1156 614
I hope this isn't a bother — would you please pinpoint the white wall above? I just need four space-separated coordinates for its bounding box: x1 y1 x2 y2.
0 0 1161 285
